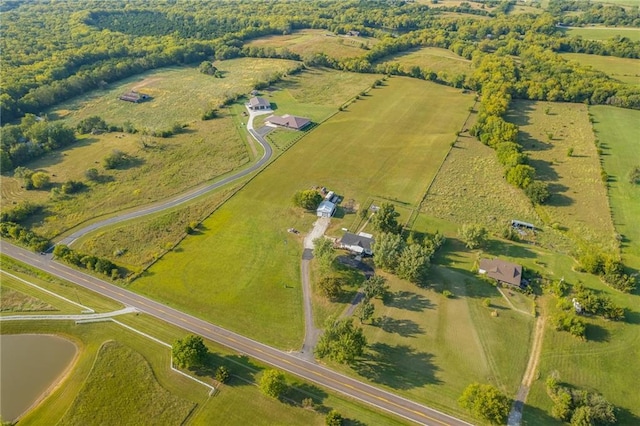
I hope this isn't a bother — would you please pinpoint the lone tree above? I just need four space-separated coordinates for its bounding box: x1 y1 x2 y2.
458 383 511 425
293 189 323 210
458 223 488 249
172 335 208 369
259 369 286 399
325 410 344 426
315 317 367 364
525 180 550 205
355 300 375 323
371 203 401 234
313 237 335 272
317 275 343 300
363 275 388 300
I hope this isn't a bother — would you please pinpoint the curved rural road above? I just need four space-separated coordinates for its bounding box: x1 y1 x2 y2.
1 241 471 426
58 108 274 246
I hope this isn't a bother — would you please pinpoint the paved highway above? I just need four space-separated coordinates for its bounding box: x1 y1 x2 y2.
58 109 274 246
1 242 471 426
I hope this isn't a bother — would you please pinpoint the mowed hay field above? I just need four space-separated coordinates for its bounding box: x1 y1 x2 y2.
562 53 640 86
376 47 473 77
50 59 300 129
131 76 474 349
590 106 640 269
507 100 617 251
560 26 640 42
244 29 378 60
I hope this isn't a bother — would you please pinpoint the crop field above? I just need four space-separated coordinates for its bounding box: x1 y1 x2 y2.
244 29 378 60
559 26 640 41
590 106 640 269
376 47 472 78
131 76 474 349
507 100 617 251
562 53 640 86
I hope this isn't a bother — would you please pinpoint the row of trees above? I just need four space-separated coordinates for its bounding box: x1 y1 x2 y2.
578 249 636 293
53 244 120 279
0 221 50 252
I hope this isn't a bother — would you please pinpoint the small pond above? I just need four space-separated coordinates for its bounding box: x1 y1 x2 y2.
1 334 77 422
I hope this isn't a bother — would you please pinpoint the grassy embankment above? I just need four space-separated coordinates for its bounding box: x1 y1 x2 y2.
0 258 406 426
0 59 299 240
375 46 472 78
561 53 640 86
559 26 640 42
131 76 474 350
244 29 379 60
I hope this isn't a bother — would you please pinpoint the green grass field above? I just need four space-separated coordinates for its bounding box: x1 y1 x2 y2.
376 47 472 78
590 106 640 270
244 29 378 60
562 53 640 86
560 26 640 42
131 76 474 349
507 100 617 252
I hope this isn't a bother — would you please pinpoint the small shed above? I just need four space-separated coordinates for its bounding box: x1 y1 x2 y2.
316 200 336 218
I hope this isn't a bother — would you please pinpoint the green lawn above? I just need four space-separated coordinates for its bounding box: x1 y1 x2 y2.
375 47 472 77
244 29 378 60
590 106 640 270
562 53 640 86
131 76 474 350
560 26 640 42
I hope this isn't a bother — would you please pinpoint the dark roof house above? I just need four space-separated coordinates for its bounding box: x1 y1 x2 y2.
340 232 374 255
247 96 271 110
478 258 522 287
265 114 311 130
119 91 150 103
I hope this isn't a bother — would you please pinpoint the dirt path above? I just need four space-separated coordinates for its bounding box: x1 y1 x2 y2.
508 315 546 426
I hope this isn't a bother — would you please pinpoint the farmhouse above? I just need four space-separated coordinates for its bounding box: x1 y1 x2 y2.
316 200 336 218
478 258 523 287
247 96 271 110
265 114 311 130
340 232 374 255
119 91 149 103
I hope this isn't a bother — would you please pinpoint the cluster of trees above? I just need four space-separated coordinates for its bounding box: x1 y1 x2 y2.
578 250 636 293
1 115 76 172
458 382 511 425
571 284 625 321
13 167 50 190
0 201 41 224
293 189 323 211
0 221 50 252
553 312 586 339
458 223 488 249
315 317 367 364
546 373 616 425
550 0 640 27
355 275 388 324
198 61 222 77
53 244 120 279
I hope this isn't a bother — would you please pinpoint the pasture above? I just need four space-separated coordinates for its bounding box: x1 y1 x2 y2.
560 26 640 42
590 106 640 269
244 29 378 60
131 76 474 349
507 100 617 252
376 47 472 78
562 53 640 86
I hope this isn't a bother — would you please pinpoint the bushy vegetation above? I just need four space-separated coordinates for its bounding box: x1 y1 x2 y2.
578 250 636 293
292 189 323 210
546 373 616 425
458 382 511 425
53 244 121 279
172 334 208 369
315 317 367 364
0 221 50 252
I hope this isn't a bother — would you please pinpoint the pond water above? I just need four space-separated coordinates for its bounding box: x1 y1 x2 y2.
0 334 77 422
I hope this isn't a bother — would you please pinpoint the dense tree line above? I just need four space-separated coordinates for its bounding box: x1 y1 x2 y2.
0 221 50 252
546 373 616 425
549 0 640 27
53 244 121 279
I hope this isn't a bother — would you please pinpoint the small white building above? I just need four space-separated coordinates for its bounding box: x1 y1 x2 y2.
316 200 336 218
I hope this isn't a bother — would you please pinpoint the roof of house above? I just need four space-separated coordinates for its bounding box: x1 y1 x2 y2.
248 97 270 108
266 114 311 130
479 258 522 286
340 232 374 252
317 200 336 214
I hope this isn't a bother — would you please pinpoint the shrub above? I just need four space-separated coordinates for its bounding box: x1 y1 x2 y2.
629 166 640 185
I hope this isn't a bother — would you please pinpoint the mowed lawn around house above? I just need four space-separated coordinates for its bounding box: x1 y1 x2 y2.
507 100 617 252
590 106 640 269
244 29 378 60
131 76 475 349
376 47 473 77
561 53 640 86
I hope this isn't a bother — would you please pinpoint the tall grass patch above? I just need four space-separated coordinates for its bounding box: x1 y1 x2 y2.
132 77 474 349
375 47 472 77
560 26 640 41
244 29 378 60
507 100 616 251
590 105 640 269
561 53 640 86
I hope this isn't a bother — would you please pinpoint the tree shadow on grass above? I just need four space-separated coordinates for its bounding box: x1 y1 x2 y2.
383 290 435 312
521 403 562 426
284 382 329 410
484 239 538 259
585 323 610 343
375 316 425 338
353 343 441 389
190 353 263 387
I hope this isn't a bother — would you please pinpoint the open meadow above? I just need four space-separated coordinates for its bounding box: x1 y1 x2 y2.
375 47 472 78
1 58 304 238
130 76 475 350
589 105 640 270
559 26 640 42
561 53 640 86
507 100 617 252
244 29 378 60
0 259 406 426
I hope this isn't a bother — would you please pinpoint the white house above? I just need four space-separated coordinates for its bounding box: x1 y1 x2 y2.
316 200 336 218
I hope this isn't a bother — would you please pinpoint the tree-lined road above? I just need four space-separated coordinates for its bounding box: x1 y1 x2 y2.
1 241 470 426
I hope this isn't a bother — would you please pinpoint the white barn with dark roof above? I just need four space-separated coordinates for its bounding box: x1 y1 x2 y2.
340 232 374 255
